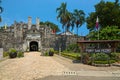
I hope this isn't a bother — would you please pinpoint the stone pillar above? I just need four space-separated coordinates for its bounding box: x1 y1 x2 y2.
38 40 42 51
36 17 40 30
0 48 3 60
28 17 32 30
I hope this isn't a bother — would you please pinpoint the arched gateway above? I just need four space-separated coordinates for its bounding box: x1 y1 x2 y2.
30 41 38 51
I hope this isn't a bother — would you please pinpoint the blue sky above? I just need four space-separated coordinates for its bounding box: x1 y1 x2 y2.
1 0 115 36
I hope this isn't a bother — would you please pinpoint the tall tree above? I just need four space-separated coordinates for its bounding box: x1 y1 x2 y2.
73 9 85 37
86 0 120 31
56 2 70 32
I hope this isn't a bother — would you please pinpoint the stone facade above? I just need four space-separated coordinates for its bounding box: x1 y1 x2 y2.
0 17 85 52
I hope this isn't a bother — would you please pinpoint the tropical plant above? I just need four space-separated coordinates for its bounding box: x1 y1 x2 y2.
56 2 70 32
86 0 120 31
72 9 85 38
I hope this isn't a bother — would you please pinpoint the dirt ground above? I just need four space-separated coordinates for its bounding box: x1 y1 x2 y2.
0 52 120 80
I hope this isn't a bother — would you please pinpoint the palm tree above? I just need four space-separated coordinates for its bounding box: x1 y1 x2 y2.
73 9 85 40
56 3 73 50
56 2 68 33
65 11 73 31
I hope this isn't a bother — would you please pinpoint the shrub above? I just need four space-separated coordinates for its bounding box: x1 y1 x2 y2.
110 53 120 61
17 51 24 58
49 48 54 56
94 53 110 61
44 51 49 56
94 60 116 64
3 51 9 57
54 50 59 54
61 53 80 60
9 48 17 58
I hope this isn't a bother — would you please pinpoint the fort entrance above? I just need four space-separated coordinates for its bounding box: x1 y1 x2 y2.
30 41 38 51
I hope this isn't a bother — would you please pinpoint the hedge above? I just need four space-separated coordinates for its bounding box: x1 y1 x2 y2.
61 53 80 60
94 60 116 64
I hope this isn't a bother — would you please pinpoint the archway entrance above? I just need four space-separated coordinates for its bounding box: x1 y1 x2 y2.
30 41 38 51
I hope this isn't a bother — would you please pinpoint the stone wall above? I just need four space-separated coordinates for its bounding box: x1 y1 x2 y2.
0 19 85 52
49 35 84 51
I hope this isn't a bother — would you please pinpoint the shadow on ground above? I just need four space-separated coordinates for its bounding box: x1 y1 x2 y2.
35 75 119 80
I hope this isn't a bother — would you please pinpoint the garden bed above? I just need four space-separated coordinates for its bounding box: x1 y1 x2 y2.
61 52 80 60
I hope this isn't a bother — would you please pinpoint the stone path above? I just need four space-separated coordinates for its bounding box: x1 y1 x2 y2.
0 52 120 80
0 52 69 80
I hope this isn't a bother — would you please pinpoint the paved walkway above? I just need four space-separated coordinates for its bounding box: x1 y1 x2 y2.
0 52 120 80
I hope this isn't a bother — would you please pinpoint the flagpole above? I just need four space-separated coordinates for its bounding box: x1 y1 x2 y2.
96 16 100 48
98 28 99 40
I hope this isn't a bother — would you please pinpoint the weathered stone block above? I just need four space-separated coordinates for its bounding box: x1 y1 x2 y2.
0 48 3 60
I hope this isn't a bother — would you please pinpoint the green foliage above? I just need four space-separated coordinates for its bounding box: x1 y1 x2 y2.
9 48 17 53
94 60 116 64
49 48 54 53
17 51 24 58
110 53 120 61
49 48 54 56
94 53 110 61
8 48 17 58
99 26 120 40
86 0 120 31
66 44 80 53
56 3 85 33
61 52 80 60
44 51 49 56
87 26 120 40
54 50 59 54
3 51 9 57
40 21 60 33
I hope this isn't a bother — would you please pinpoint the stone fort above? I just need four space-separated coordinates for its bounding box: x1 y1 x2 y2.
0 17 84 52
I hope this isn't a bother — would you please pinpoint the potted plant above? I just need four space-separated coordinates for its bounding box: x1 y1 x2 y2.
49 48 54 56
9 48 17 58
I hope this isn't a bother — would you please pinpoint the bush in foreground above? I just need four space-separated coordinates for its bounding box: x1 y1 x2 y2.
3 51 9 57
17 51 24 58
9 48 17 58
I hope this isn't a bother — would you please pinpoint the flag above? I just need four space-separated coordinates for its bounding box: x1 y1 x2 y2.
96 16 99 30
52 29 56 34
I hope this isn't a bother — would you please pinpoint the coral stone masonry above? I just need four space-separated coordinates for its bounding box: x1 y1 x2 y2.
0 17 84 52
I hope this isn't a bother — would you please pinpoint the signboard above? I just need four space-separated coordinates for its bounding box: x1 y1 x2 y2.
86 49 111 53
0 48 3 60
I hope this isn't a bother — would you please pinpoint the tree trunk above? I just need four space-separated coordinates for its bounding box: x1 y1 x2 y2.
77 26 79 42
